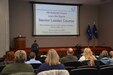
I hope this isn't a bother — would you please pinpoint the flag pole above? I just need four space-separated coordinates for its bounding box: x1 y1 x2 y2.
88 40 89 48
93 36 95 48
93 21 96 48
87 24 92 48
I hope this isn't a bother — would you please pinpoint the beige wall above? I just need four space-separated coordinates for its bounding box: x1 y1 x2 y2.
0 0 112 57
99 1 113 48
0 0 9 57
9 0 99 48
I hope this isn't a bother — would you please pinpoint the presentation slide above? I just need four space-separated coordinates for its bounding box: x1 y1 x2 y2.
33 3 79 36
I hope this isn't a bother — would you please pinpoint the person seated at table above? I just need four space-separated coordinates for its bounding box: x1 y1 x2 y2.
37 49 65 73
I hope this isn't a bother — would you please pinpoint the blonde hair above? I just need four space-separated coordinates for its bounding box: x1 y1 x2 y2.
15 50 27 62
99 50 109 58
83 48 95 66
109 51 113 57
45 49 60 66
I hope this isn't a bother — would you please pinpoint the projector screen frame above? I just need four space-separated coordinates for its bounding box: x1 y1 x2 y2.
31 2 81 36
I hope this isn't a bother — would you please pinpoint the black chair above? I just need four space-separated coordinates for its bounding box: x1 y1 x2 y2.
98 60 105 65
99 66 113 75
80 60 105 68
65 66 75 73
39 57 46 63
80 60 89 66
30 63 41 74
78 60 101 69
70 68 98 75
0 64 5 72
99 64 113 68
77 65 97 69
64 61 81 68
0 57 4 62
30 63 41 69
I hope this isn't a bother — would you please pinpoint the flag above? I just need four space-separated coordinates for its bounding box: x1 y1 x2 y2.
92 25 98 39
86 25 92 40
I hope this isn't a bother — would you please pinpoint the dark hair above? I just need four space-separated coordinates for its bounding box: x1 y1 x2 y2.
34 40 37 42
29 52 36 59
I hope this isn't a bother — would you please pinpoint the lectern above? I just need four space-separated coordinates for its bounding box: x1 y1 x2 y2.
14 37 26 50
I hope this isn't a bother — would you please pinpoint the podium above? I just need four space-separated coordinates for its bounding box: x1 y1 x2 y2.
14 37 26 50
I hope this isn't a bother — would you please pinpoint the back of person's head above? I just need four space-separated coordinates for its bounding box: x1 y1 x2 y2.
109 51 113 57
34 40 37 43
45 49 60 66
83 48 95 66
99 50 109 58
15 50 27 63
83 48 93 57
5 51 15 60
29 52 36 59
67 48 74 55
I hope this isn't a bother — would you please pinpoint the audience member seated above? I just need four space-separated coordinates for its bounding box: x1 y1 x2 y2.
4 51 15 64
37 49 65 73
79 48 97 66
25 52 42 64
0 57 4 63
1 50 35 75
60 48 78 63
99 50 111 65
109 51 113 65
75 44 82 59
38 52 47 63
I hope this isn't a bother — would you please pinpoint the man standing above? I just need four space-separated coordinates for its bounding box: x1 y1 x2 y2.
75 44 82 59
31 40 39 59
